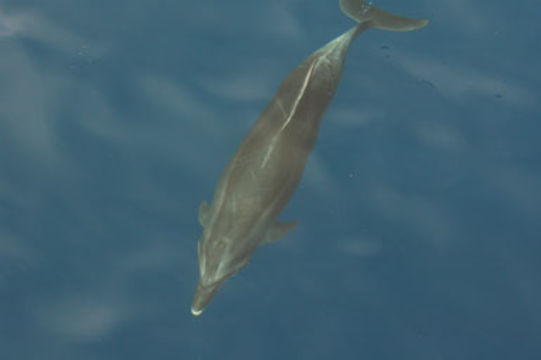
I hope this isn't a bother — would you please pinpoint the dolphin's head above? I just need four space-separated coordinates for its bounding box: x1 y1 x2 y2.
191 230 255 316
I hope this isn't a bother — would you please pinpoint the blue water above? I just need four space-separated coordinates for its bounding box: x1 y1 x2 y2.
1 0 540 359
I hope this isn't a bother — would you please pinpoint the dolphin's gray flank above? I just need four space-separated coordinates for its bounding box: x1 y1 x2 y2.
191 0 428 316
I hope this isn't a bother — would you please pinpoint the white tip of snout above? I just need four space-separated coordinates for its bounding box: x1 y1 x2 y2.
191 307 203 316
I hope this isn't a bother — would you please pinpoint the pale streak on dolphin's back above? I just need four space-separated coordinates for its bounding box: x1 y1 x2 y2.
190 0 428 316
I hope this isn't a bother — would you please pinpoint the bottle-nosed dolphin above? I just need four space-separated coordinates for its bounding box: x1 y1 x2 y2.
191 0 428 316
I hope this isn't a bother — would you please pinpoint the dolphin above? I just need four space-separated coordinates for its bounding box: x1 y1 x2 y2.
191 0 428 316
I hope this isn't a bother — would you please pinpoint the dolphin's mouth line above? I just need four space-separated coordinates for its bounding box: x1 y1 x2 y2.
196 276 228 292
198 281 219 290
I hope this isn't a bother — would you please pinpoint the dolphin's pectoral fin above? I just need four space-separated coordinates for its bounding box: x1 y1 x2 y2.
198 200 210 227
262 220 297 244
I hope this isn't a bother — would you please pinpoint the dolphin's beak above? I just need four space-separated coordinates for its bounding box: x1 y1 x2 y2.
190 280 223 316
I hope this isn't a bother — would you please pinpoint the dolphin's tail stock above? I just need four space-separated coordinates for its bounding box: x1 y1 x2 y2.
339 0 428 32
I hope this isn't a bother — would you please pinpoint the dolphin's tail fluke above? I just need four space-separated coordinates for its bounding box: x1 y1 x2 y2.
339 0 429 31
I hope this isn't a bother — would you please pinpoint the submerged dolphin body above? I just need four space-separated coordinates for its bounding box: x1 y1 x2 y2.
191 0 428 316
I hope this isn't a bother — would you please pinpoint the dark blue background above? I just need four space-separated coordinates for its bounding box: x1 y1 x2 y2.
1 0 540 359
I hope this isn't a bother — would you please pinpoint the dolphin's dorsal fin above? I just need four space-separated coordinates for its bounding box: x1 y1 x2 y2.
198 200 210 227
262 221 297 244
